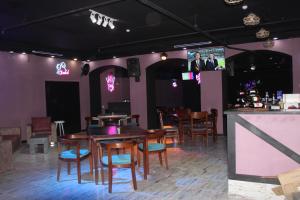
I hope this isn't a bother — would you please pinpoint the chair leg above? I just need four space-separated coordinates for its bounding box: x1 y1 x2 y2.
67 162 71 175
57 160 61 181
131 162 137 190
108 165 113 193
89 155 93 176
137 150 141 167
206 134 209 146
77 161 81 184
158 152 163 166
164 150 169 170
100 162 105 185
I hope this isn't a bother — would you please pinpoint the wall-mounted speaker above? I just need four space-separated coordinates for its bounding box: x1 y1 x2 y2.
81 63 90 76
127 58 140 78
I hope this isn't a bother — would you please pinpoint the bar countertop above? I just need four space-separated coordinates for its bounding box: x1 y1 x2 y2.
224 108 300 115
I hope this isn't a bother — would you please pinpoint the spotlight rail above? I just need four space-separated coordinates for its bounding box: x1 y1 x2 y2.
89 9 117 29
32 50 63 57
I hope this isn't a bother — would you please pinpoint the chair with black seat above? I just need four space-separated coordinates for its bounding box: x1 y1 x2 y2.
137 129 168 171
98 141 137 193
189 111 209 146
176 108 191 142
57 134 93 184
158 110 179 144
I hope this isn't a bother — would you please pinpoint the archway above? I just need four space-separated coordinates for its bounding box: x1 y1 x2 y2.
225 50 293 106
89 65 129 116
146 58 201 129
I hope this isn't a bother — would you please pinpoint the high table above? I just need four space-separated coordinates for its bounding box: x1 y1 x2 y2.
93 114 128 126
89 125 149 184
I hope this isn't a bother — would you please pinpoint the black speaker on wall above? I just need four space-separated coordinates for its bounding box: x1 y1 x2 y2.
81 63 90 76
127 58 140 81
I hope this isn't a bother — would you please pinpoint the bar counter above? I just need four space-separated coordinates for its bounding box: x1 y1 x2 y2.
225 109 300 183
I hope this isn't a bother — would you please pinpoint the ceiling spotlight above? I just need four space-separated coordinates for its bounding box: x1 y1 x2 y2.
21 52 26 55
183 47 187 50
273 37 279 40
90 11 97 23
86 60 90 62
126 29 131 32
102 17 109 27
160 52 168 60
151 51 155 54
51 55 55 58
108 20 115 29
9 51 14 54
256 28 270 39
113 56 117 59
224 0 244 5
73 58 78 61
96 15 103 25
243 13 260 26
250 65 256 71
242 4 248 10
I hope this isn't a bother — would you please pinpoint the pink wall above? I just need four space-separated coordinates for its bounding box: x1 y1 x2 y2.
100 68 130 110
236 114 300 176
0 52 90 140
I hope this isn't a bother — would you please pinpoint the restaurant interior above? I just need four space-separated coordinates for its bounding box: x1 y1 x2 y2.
1 0 300 199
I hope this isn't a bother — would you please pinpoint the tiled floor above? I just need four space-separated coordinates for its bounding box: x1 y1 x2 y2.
0 136 281 200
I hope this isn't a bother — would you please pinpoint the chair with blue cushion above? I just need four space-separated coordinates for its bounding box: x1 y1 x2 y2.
99 141 137 193
137 129 168 171
57 134 93 184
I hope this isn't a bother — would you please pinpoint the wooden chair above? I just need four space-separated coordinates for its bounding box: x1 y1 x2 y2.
158 110 179 144
208 108 218 142
98 141 137 193
189 111 209 146
57 134 93 184
137 129 168 171
31 117 52 140
176 108 191 142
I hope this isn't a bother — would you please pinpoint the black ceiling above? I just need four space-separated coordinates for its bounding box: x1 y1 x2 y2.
1 0 300 60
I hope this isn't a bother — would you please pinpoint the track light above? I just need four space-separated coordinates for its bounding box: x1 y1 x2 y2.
102 17 109 27
108 20 115 29
90 11 97 23
89 9 117 29
160 52 168 60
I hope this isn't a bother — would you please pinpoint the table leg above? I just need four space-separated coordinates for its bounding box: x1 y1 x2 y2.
93 140 99 185
143 138 149 179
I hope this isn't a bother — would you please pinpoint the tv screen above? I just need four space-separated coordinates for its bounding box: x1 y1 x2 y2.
182 72 194 80
187 47 225 72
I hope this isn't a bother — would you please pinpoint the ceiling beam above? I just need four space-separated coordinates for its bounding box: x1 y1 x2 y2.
136 0 248 52
1 0 126 33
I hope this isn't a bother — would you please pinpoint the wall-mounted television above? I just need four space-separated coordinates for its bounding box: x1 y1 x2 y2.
181 72 194 80
187 47 225 72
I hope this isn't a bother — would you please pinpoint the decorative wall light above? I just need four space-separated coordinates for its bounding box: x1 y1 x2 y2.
243 13 260 26
106 73 116 92
224 0 243 5
172 79 178 88
160 52 168 60
56 62 70 75
195 73 201 85
256 28 270 39
89 9 117 29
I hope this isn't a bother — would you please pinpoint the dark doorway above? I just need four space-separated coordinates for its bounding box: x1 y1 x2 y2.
45 81 81 134
146 59 200 129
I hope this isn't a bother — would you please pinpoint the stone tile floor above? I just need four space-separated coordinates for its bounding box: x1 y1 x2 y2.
0 136 281 200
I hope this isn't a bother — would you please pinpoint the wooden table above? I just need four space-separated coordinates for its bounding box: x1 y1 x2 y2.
89 125 149 184
93 114 129 126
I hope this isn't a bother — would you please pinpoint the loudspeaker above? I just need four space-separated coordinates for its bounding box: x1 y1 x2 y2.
127 58 140 77
81 63 90 76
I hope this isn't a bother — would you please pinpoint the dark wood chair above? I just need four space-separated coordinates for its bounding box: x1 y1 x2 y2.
176 108 191 142
137 129 168 171
158 110 179 144
208 108 218 142
57 134 93 184
31 117 52 137
98 141 137 193
189 111 209 146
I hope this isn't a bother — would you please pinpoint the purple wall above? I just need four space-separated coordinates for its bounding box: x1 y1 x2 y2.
100 69 130 110
0 52 89 140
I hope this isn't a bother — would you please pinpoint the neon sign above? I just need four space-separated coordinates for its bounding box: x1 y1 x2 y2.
106 73 115 92
196 73 201 84
56 62 70 75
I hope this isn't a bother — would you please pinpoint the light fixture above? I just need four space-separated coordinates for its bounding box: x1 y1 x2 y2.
242 4 248 10
126 29 131 32
151 51 155 54
51 55 55 58
172 79 178 88
256 28 270 39
32 50 63 57
89 9 117 29
9 51 14 54
108 20 115 29
174 41 212 49
113 56 117 59
160 52 168 60
273 37 279 40
73 58 78 61
183 47 187 50
243 13 260 26
90 11 97 23
224 0 243 5
250 64 256 71
21 52 26 55
86 60 90 62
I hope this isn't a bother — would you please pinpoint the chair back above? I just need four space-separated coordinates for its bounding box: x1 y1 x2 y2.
58 134 91 159
32 117 51 133
145 129 166 143
103 141 135 165
210 108 218 123
131 114 140 126
190 111 208 128
157 111 164 128
176 108 191 120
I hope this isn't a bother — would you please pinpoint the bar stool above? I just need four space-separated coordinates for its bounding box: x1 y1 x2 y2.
54 121 65 136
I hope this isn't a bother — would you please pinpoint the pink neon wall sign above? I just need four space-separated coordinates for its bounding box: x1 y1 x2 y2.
106 73 115 92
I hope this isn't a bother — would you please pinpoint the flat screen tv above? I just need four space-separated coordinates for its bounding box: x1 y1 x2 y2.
181 72 194 80
187 47 225 71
